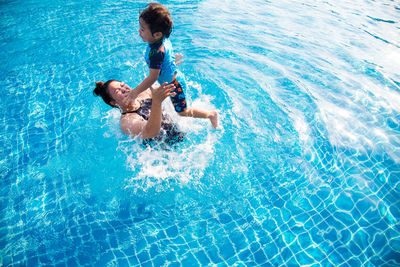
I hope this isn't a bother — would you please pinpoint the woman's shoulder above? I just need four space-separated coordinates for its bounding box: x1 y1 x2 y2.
120 112 143 123
120 113 145 136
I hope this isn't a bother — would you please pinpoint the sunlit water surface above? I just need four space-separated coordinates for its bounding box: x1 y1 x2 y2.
1 0 400 265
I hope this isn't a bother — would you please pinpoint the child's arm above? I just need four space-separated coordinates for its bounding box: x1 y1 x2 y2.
130 68 161 99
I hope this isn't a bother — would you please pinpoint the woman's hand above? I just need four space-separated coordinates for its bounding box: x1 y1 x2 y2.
150 82 175 104
175 53 183 66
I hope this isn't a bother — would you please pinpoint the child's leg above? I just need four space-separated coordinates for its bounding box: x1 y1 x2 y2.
170 79 218 129
178 108 218 129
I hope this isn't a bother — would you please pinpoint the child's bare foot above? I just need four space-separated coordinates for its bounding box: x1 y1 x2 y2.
209 111 218 129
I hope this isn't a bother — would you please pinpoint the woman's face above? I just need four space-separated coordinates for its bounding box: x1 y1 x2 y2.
107 81 131 106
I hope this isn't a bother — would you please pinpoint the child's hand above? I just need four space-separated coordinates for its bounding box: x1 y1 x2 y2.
175 53 183 66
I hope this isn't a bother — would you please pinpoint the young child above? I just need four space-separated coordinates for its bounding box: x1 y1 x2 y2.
131 2 218 129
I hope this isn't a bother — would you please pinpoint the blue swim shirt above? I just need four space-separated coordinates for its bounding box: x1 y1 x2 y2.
145 38 178 85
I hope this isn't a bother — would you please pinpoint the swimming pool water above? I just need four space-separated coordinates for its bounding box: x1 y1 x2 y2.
1 0 400 265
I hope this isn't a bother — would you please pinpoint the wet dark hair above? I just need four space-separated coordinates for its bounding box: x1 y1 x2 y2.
140 3 173 38
93 80 118 108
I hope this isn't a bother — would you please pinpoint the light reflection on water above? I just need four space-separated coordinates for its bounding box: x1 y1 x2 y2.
1 0 400 265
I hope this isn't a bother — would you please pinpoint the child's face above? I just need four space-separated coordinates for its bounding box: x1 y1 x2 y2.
139 18 160 43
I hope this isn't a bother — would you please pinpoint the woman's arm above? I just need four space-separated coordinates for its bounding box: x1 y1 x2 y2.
120 82 175 139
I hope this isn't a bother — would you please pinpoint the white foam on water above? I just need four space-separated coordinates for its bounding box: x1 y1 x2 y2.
123 133 216 190
101 85 219 192
101 108 124 139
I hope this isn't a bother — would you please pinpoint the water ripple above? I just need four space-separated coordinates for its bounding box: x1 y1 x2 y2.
2 0 400 265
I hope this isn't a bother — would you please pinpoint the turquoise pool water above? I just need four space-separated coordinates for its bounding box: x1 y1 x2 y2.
1 0 400 265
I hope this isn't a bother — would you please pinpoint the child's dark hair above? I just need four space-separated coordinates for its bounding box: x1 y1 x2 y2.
140 3 173 38
93 80 117 108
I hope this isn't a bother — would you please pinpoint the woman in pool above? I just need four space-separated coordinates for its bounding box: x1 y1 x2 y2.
93 55 186 143
94 79 183 142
